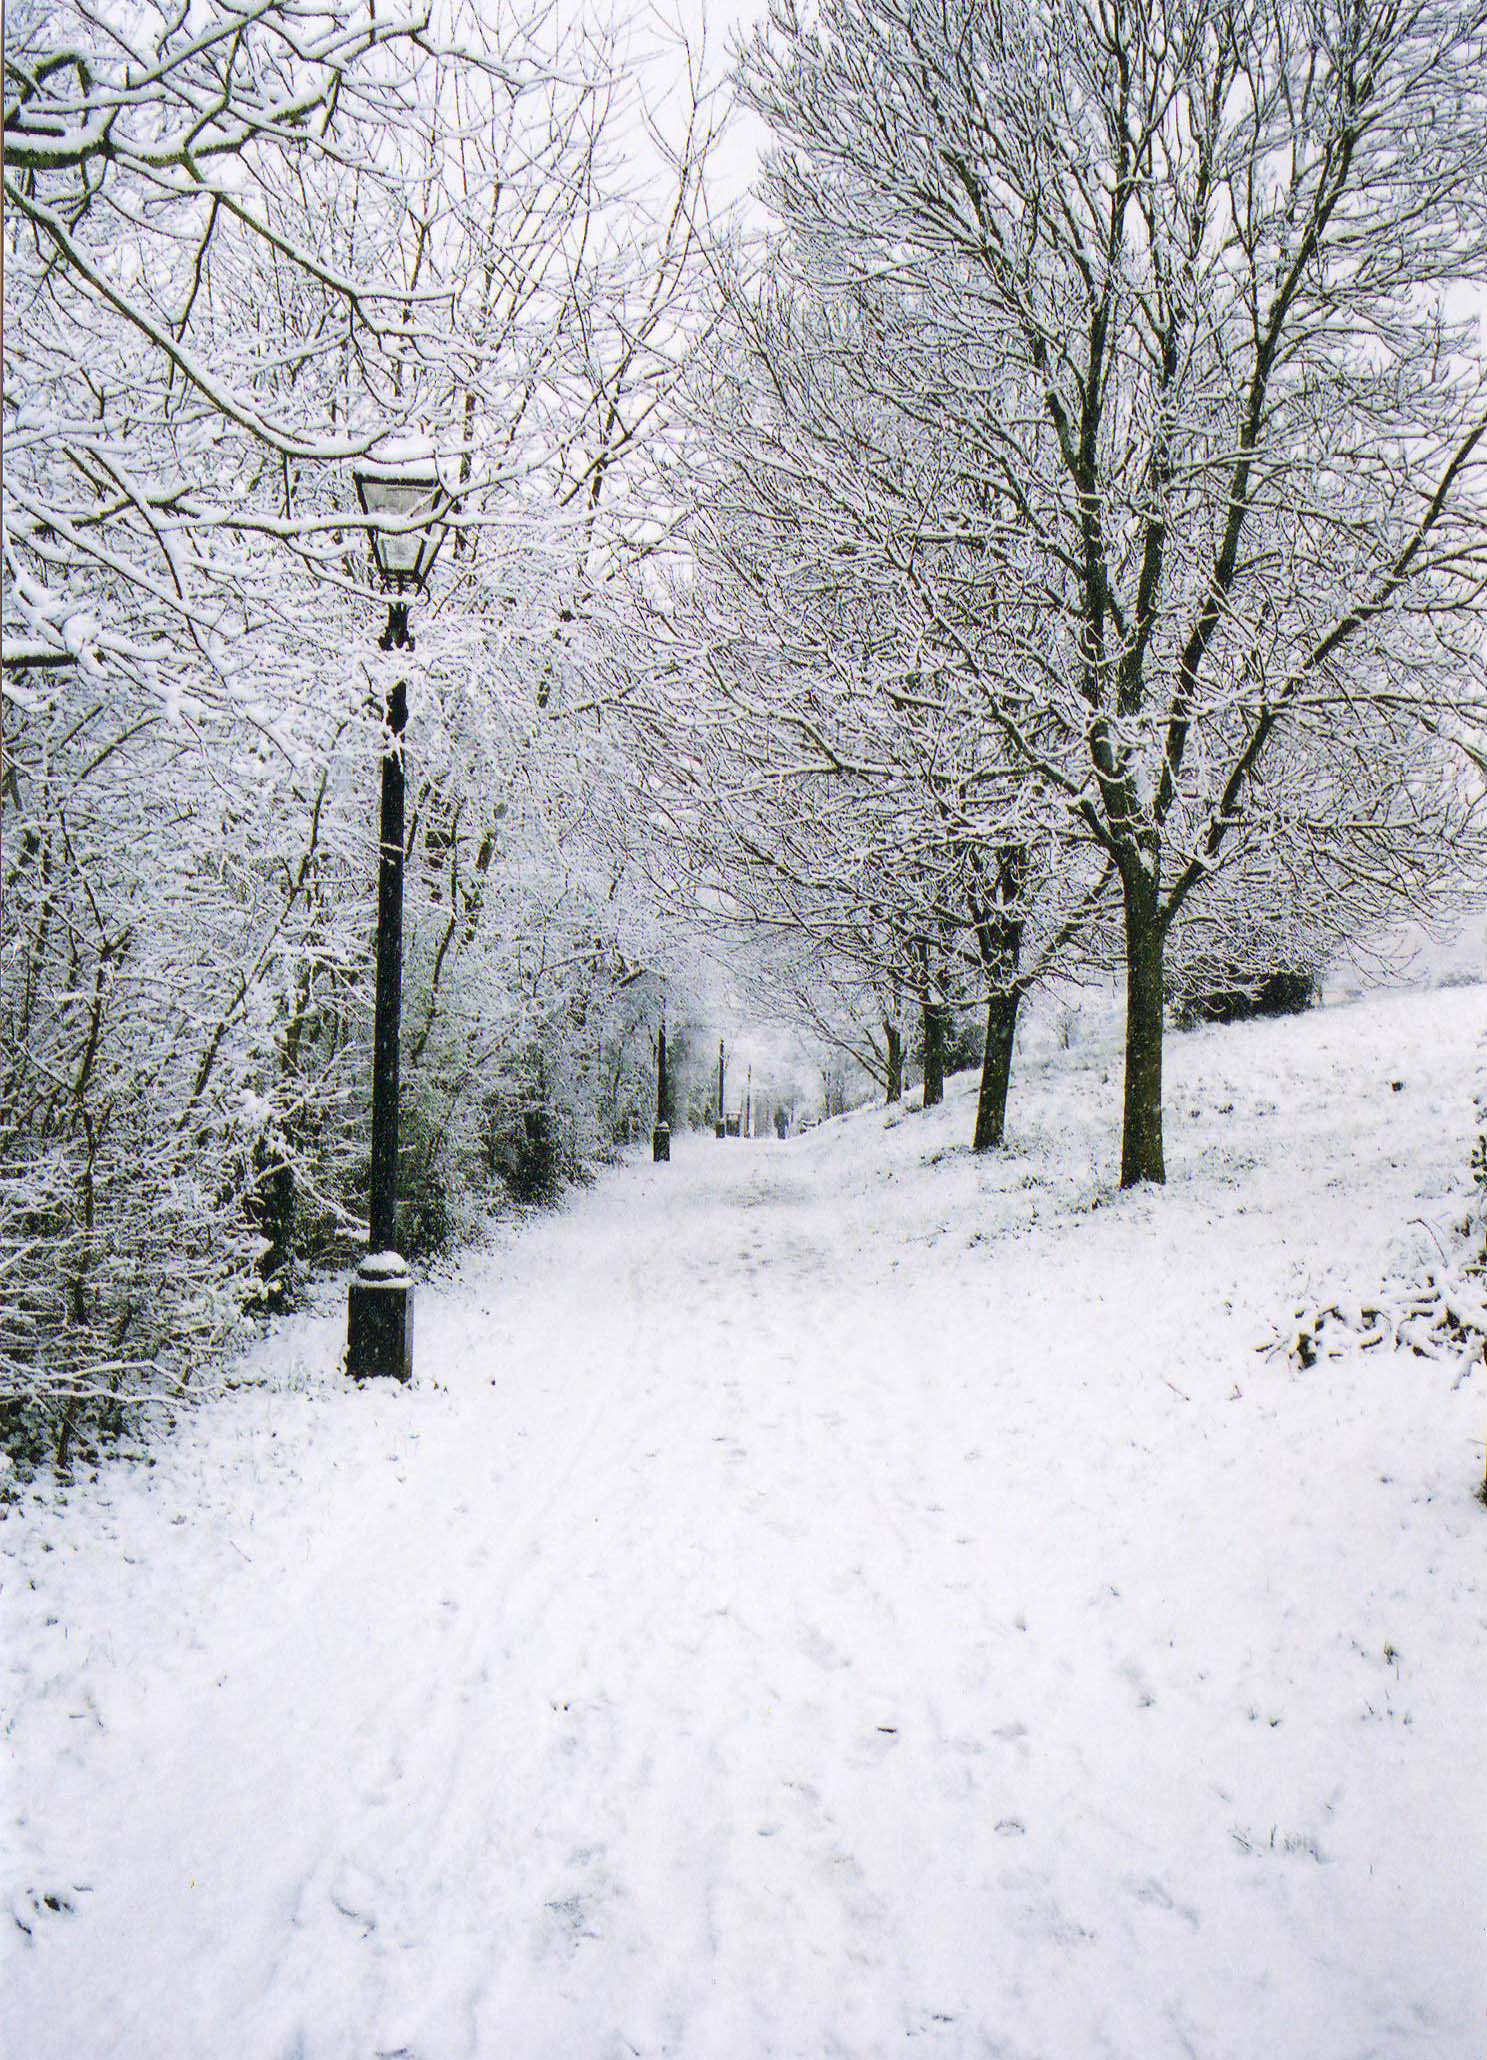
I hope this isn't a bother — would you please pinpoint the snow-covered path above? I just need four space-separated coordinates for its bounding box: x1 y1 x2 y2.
4 989 1485 2060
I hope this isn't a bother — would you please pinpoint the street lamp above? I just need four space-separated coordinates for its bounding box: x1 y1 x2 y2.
652 1001 671 1162
346 449 450 1382
356 458 450 603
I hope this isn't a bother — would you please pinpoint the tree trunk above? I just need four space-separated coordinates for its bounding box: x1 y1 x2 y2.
884 1021 903 1104
1120 870 1166 1186
967 855 1026 1153
921 998 949 1108
973 990 1020 1151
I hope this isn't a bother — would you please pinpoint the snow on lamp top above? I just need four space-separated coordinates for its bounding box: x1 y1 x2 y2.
353 443 451 593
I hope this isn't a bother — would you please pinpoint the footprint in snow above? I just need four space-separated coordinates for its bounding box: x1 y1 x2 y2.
328 1863 380 1936
542 1853 619 1956
1125 1873 1200 1927
847 1725 902 1769
797 1625 850 1671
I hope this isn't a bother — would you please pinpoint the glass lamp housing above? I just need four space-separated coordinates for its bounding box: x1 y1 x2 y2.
354 462 450 592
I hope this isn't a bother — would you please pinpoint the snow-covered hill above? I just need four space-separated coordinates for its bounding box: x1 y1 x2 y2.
3 984 1484 2059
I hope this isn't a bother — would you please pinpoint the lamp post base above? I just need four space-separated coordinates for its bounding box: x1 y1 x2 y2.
347 1253 414 1381
652 1121 670 1162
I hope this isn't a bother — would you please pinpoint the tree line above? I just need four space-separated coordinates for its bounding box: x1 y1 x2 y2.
612 0 1487 1178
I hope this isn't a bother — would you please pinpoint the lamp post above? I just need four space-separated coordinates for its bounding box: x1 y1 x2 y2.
346 451 450 1382
652 1002 671 1162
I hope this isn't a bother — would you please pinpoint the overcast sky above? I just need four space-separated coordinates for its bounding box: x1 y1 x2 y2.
638 0 772 215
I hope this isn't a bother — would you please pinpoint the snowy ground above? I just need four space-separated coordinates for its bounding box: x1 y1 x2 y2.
3 985 1485 2060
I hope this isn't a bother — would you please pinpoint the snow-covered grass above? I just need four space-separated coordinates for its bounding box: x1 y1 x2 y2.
3 985 1484 2060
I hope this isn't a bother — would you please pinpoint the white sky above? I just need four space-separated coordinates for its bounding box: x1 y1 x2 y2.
627 0 773 216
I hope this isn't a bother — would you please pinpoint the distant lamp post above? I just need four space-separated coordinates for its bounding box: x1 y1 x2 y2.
346 449 451 1382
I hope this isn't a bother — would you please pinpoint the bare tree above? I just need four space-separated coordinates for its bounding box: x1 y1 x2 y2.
599 242 1127 1144
740 0 1487 1184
